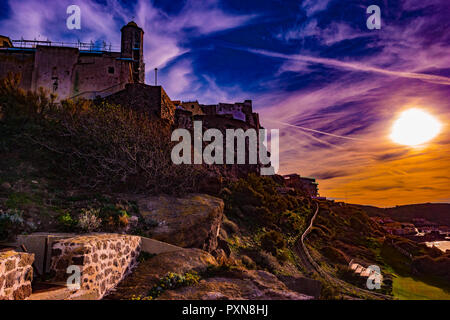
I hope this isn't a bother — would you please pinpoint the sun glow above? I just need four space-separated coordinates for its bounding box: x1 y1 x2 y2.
390 108 442 146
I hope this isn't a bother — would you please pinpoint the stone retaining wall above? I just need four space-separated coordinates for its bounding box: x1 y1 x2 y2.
0 250 34 300
50 234 141 299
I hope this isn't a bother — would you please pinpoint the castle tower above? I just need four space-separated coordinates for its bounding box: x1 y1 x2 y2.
121 21 145 83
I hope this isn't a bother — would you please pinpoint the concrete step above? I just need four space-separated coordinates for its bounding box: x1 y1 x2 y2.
28 282 99 300
28 282 70 300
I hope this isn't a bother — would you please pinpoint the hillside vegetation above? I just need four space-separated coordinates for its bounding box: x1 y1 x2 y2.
1 74 449 300
357 203 450 226
0 74 205 240
305 201 450 296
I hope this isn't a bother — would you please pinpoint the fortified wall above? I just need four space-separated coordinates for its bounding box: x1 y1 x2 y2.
103 83 176 124
50 234 141 299
0 21 145 100
0 250 34 300
175 99 261 131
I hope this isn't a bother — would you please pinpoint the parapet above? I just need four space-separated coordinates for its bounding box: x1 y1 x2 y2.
50 234 141 299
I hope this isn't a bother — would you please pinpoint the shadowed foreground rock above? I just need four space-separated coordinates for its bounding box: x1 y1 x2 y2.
105 248 218 299
137 194 224 252
106 248 313 300
159 269 313 300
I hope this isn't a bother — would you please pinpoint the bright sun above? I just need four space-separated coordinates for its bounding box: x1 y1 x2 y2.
390 108 442 146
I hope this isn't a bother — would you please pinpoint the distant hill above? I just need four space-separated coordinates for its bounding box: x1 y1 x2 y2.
354 203 450 226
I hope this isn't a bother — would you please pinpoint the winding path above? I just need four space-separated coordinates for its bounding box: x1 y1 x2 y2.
294 201 391 300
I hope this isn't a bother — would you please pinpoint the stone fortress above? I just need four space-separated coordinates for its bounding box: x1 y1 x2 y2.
0 22 324 300
0 22 145 100
0 21 261 132
1 20 320 189
1 20 321 189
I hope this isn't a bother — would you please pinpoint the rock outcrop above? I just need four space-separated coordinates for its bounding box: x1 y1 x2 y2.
137 194 224 252
106 248 217 299
106 248 313 300
159 269 313 300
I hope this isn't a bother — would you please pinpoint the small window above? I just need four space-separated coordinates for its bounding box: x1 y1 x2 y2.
108 67 115 74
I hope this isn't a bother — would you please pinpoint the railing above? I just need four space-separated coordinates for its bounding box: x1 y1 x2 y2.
11 39 120 52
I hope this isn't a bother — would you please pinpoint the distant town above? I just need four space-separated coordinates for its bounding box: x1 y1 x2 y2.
370 216 450 248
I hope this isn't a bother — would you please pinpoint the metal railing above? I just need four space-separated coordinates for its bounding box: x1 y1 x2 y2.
11 39 120 52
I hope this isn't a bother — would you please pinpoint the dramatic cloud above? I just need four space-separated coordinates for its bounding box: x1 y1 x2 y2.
1 0 449 206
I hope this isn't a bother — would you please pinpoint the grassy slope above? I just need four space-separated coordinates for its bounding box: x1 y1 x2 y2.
305 200 450 298
393 276 450 300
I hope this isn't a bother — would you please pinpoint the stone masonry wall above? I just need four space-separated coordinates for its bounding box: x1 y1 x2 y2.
0 251 34 300
50 234 141 299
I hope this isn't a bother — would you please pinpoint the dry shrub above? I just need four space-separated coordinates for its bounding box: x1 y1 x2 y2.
78 208 102 233
0 73 205 195
0 73 57 124
43 100 205 193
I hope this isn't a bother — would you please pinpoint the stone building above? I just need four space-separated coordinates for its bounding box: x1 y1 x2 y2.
173 100 205 116
283 174 319 197
175 99 261 130
103 83 176 124
0 21 145 100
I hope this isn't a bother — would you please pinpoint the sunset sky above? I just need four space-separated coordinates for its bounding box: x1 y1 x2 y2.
1 0 449 207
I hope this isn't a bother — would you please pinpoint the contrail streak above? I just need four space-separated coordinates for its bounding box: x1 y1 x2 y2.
236 46 450 85
265 119 367 141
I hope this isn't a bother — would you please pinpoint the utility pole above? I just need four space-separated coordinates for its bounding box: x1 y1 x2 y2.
154 68 158 86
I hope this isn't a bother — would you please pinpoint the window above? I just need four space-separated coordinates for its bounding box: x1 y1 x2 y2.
108 67 115 74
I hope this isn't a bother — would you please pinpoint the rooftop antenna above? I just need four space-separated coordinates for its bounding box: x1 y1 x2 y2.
154 68 158 86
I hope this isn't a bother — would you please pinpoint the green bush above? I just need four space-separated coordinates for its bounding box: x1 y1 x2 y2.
138 271 201 300
223 173 311 231
260 230 287 256
58 212 77 231
99 204 129 231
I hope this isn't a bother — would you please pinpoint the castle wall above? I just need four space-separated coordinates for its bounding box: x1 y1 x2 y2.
0 250 34 300
160 86 176 122
73 54 131 98
50 234 141 299
180 101 205 115
0 50 35 89
104 83 176 123
284 175 319 197
198 100 260 129
0 21 143 100
32 46 79 99
217 103 247 122
0 48 133 100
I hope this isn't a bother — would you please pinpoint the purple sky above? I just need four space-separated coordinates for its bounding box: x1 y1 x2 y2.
1 0 449 206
